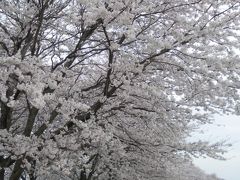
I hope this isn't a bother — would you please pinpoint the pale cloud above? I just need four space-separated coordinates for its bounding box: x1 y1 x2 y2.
194 115 240 180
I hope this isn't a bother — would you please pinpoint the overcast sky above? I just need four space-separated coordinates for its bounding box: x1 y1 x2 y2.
193 114 240 180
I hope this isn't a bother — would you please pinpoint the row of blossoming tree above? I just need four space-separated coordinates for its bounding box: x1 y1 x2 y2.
0 0 240 179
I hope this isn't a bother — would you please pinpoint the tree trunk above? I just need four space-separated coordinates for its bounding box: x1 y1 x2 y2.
0 168 5 180
9 159 24 180
80 169 87 180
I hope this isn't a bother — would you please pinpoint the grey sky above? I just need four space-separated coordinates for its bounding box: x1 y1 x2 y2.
193 115 240 180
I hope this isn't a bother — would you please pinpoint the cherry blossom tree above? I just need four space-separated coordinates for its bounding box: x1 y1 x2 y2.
0 0 240 179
